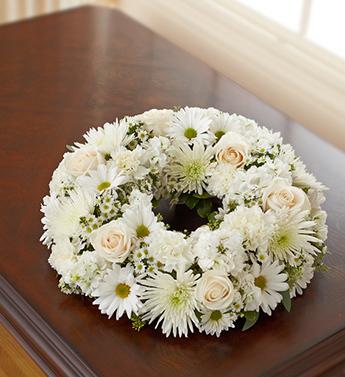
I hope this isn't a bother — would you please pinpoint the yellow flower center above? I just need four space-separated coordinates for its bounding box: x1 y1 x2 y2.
115 283 131 298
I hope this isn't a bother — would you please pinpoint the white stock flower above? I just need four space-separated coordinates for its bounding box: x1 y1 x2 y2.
148 230 193 272
48 239 76 275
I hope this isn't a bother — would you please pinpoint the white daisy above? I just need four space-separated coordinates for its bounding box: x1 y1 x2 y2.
289 255 315 298
92 264 142 319
141 270 199 337
200 310 237 337
209 112 238 140
167 142 214 194
79 120 133 155
77 164 127 194
269 209 320 264
248 260 289 315
168 107 212 144
122 196 162 239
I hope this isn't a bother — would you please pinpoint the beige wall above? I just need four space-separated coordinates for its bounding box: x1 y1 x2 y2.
1 0 344 151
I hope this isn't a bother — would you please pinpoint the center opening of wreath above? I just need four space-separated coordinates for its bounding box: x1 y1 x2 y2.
153 197 219 232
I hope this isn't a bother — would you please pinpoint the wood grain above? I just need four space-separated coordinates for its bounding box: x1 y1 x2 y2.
0 6 344 377
0 323 44 377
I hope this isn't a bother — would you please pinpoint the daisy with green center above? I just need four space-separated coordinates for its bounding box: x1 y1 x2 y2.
167 142 214 195
92 264 142 320
209 112 239 141
168 107 212 144
77 164 127 194
122 192 163 239
269 209 320 265
248 260 288 315
141 270 199 337
200 310 237 337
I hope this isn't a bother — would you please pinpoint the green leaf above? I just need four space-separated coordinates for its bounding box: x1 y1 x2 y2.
281 290 292 312
242 311 260 331
185 196 199 209
196 199 212 218
193 192 212 199
207 211 217 222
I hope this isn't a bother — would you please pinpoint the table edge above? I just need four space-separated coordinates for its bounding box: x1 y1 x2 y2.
0 274 97 377
1 273 344 377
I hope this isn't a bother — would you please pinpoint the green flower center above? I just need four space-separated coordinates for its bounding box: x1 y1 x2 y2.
210 310 222 321
184 161 205 181
115 283 131 298
276 233 290 247
97 181 111 191
254 275 267 289
184 127 197 140
215 130 225 140
136 224 150 238
169 285 190 307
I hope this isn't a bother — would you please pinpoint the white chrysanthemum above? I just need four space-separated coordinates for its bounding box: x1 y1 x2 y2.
247 260 288 315
79 120 133 155
168 107 212 144
112 146 149 180
77 164 127 194
141 270 199 337
167 142 214 194
269 209 320 264
137 108 173 136
92 264 142 319
148 230 194 272
122 194 163 239
49 160 75 195
41 189 94 245
200 310 237 337
221 206 275 253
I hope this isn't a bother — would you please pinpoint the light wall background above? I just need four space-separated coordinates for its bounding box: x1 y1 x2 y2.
0 0 344 151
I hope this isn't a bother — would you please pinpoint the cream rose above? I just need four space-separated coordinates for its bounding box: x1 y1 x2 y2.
90 220 131 263
195 270 235 310
65 149 103 177
215 131 249 167
138 109 173 136
263 178 311 212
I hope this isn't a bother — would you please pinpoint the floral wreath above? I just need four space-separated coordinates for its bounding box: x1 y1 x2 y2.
41 107 328 337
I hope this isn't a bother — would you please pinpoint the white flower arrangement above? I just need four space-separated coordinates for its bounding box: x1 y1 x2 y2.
41 107 328 337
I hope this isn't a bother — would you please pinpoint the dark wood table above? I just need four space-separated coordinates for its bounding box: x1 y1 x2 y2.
1 6 345 377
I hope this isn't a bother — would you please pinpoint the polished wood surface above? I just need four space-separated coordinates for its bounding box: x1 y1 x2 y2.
0 6 344 377
0 323 44 377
